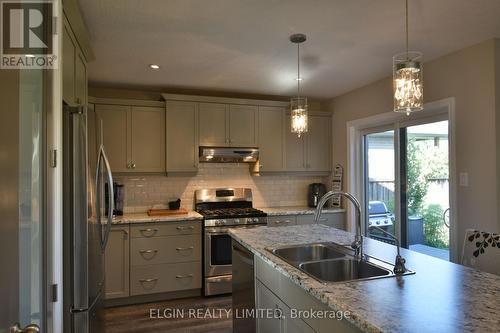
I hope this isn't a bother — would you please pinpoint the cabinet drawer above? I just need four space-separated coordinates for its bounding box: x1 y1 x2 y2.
267 215 296 227
314 213 346 229
130 262 201 296
131 235 201 265
130 221 201 238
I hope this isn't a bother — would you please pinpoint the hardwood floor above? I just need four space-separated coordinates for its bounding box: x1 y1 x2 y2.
104 295 233 333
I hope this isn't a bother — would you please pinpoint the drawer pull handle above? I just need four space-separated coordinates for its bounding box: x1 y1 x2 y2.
139 249 158 259
275 220 291 224
319 218 328 222
139 278 158 283
139 228 158 237
175 274 193 279
176 246 194 251
176 226 195 231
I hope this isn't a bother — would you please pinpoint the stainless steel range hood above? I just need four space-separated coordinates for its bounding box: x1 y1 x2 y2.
199 147 259 163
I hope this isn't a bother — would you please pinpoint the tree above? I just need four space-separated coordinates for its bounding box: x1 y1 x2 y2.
406 139 427 216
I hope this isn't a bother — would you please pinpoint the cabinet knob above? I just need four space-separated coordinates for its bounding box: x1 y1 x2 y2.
131 163 136 169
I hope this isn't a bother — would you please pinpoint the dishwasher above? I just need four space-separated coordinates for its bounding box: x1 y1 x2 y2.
232 239 256 333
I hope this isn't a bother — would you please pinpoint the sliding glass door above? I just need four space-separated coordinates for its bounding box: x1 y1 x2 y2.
364 130 397 242
405 121 450 260
363 119 450 261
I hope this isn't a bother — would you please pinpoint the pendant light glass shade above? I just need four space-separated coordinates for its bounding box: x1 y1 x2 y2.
290 33 308 137
393 0 423 115
393 51 423 114
291 96 308 137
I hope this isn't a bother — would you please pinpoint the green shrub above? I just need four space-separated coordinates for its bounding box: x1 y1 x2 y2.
422 204 449 249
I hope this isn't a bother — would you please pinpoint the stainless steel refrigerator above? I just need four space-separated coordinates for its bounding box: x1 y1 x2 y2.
63 104 114 333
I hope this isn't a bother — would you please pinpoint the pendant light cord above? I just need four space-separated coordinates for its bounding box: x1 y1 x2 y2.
406 0 409 58
297 43 301 97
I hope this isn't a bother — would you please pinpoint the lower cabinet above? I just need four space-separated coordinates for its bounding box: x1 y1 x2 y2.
105 226 130 299
256 280 315 333
268 213 346 230
104 220 202 300
255 256 362 333
130 262 201 296
267 215 297 227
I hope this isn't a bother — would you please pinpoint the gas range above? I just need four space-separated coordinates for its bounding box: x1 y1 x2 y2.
198 207 267 227
195 188 267 227
195 188 267 296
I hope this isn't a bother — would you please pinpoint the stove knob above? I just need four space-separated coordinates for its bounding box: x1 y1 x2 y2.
253 218 259 223
234 219 240 224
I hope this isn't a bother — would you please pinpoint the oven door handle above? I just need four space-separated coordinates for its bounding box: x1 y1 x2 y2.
205 229 229 235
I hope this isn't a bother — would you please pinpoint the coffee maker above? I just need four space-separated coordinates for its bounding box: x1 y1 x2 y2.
308 183 327 207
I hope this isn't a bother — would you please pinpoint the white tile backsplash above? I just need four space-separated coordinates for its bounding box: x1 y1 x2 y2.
114 163 327 213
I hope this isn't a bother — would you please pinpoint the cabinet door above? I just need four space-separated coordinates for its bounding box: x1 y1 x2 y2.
296 215 315 225
130 106 165 172
62 25 76 105
96 104 129 172
105 226 130 299
285 115 307 171
256 280 284 333
307 115 331 172
166 101 198 172
229 105 258 146
199 103 228 146
259 106 285 171
74 52 87 105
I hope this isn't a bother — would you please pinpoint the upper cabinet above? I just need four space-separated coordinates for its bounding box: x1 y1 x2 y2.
92 94 332 175
259 106 286 172
63 22 87 106
130 106 166 172
285 114 331 173
306 115 331 172
62 1 94 106
199 103 228 146
228 105 258 146
166 101 199 173
95 102 165 173
198 102 257 147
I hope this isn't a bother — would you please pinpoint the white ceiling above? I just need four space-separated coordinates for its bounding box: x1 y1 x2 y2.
79 0 500 99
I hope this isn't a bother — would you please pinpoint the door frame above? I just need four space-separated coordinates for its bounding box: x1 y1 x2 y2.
346 97 458 262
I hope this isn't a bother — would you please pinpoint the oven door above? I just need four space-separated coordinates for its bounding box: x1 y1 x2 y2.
204 227 233 277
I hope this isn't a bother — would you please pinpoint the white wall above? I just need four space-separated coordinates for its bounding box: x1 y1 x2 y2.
329 39 499 260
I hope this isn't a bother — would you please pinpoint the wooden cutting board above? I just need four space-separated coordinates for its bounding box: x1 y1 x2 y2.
147 208 188 216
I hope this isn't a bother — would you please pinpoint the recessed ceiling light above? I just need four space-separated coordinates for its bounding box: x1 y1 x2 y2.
148 64 160 69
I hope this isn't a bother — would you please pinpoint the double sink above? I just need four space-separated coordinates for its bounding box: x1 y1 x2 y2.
268 242 412 283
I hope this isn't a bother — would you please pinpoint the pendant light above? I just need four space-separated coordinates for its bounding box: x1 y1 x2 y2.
290 33 308 137
393 0 423 115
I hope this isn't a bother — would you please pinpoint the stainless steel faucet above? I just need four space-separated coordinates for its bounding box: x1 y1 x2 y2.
368 225 407 275
314 191 364 258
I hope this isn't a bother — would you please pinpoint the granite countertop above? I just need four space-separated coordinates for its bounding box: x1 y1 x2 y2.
259 206 346 216
111 211 203 224
229 224 500 333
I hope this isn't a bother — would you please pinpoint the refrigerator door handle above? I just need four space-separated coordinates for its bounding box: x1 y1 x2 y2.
101 146 114 250
95 145 114 251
